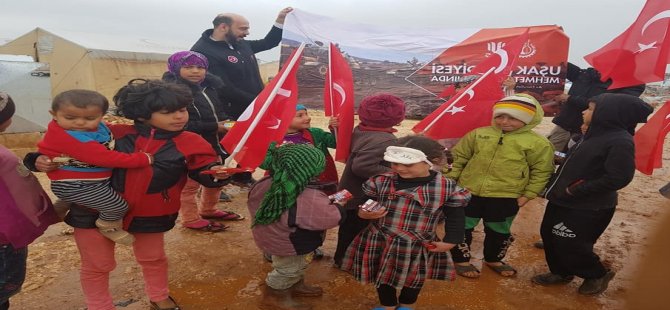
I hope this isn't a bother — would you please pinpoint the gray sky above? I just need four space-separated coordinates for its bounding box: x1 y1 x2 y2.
0 0 648 67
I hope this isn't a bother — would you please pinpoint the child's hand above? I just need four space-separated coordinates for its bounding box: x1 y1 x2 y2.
217 122 229 134
517 196 530 207
555 93 569 103
426 241 456 252
328 116 339 128
143 152 154 165
357 207 387 219
209 165 232 180
36 155 58 172
502 76 516 90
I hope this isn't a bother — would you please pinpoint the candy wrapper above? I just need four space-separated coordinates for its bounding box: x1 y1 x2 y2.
328 189 352 203
360 199 382 212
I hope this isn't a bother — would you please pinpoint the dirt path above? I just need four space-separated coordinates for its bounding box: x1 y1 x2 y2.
10 115 670 310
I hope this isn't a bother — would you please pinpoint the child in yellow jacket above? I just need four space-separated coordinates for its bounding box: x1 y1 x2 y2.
445 94 554 278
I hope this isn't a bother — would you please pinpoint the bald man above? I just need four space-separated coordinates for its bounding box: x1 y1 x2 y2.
191 7 292 119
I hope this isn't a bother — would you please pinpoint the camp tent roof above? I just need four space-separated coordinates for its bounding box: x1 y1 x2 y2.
30 27 191 60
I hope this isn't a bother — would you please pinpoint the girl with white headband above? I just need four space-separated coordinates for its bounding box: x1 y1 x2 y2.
340 135 470 310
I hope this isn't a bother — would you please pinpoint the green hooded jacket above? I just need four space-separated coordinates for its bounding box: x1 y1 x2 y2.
444 98 555 199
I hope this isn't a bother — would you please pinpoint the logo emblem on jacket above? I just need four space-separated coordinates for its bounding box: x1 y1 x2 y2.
228 56 239 63
552 222 576 238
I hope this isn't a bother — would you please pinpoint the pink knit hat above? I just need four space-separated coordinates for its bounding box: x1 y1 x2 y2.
358 94 405 128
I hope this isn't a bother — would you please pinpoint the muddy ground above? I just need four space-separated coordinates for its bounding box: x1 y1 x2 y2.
9 113 669 310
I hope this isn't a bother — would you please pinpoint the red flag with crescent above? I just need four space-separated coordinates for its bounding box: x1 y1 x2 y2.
324 43 355 162
221 45 304 169
634 101 670 175
412 29 530 139
585 0 670 89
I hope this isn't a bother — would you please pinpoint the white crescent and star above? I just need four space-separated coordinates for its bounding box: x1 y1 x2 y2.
636 10 670 53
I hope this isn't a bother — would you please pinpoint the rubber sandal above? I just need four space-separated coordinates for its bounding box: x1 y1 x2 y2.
184 220 228 232
149 296 181 310
485 261 517 277
454 263 480 278
201 210 245 221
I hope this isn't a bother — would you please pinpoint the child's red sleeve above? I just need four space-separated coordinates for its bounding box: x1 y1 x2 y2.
38 124 151 168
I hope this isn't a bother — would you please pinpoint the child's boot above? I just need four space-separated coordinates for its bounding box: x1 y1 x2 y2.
95 219 135 245
290 280 323 297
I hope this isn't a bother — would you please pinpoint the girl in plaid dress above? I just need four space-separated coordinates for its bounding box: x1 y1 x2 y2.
341 136 470 310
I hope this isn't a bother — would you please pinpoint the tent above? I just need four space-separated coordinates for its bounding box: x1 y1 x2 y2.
0 27 187 100
0 27 282 102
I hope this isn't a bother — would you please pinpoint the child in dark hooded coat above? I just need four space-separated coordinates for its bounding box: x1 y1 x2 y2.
534 93 653 296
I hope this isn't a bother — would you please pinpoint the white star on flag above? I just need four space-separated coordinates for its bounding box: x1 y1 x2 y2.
636 41 658 53
445 105 466 115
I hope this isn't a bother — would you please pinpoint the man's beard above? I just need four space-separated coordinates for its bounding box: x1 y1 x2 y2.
225 29 239 44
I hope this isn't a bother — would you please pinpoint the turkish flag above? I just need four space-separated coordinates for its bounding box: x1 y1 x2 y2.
412 29 529 139
221 44 304 169
323 43 355 162
634 101 670 175
584 0 670 89
438 84 456 99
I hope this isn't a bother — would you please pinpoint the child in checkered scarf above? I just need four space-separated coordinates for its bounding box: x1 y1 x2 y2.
248 143 348 299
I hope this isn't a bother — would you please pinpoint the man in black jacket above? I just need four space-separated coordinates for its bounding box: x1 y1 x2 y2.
533 93 652 295
547 62 645 152
192 7 292 188
191 7 292 119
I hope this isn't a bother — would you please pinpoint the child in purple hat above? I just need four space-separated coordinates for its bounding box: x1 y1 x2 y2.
163 51 244 233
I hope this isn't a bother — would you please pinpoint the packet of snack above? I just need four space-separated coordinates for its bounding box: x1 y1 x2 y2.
360 199 382 212
328 189 352 203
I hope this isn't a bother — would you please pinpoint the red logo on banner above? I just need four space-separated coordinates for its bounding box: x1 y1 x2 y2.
228 56 239 63
406 26 568 102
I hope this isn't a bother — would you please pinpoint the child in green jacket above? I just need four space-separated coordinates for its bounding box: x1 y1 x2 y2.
262 104 338 192
444 94 554 278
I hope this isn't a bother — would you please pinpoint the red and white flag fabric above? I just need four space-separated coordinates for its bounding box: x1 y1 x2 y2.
634 101 670 175
584 0 670 89
221 44 305 169
437 84 456 99
323 43 355 162
412 29 530 139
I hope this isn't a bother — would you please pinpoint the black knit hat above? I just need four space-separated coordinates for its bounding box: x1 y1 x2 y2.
0 92 16 125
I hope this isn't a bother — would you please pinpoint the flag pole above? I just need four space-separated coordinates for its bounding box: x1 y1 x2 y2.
327 43 338 143
328 43 335 116
225 42 306 167
421 66 496 133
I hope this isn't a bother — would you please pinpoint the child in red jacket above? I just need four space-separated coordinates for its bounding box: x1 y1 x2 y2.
38 90 153 245
31 80 231 310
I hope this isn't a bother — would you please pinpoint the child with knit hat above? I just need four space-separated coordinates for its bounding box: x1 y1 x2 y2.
0 92 59 310
247 144 346 305
445 93 554 278
334 93 406 267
